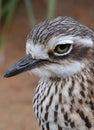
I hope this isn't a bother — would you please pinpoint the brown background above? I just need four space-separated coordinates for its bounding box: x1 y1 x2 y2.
0 0 94 130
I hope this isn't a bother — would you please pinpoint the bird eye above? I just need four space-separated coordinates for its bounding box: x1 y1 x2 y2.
54 44 72 55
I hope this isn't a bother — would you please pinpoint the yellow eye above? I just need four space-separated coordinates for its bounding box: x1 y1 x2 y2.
54 44 71 54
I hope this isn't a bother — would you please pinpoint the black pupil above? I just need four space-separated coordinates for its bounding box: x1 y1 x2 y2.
59 44 70 50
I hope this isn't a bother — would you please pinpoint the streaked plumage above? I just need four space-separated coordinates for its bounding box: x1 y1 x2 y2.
4 16 94 130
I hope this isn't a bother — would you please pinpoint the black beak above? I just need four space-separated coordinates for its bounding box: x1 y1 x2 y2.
4 54 43 78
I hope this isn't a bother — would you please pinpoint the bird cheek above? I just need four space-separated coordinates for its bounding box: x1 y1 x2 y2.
30 68 51 78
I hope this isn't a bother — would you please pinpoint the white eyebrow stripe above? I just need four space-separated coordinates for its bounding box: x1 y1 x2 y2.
48 35 93 49
73 37 93 46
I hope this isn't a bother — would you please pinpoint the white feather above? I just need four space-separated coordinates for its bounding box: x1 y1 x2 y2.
26 35 90 78
26 40 49 59
48 35 93 49
30 61 86 78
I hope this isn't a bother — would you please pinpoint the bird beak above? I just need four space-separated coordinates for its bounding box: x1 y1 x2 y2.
3 54 42 78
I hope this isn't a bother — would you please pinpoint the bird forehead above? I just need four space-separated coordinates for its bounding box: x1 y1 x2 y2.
27 16 94 46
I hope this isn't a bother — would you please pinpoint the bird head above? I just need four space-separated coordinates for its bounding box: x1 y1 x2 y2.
4 16 94 79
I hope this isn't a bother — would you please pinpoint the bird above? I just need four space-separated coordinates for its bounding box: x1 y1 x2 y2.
4 16 94 130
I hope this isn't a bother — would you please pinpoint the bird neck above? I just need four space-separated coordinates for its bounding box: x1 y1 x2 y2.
33 68 94 105
33 68 94 130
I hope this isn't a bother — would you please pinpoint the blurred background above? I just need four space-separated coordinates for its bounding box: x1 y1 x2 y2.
0 0 94 130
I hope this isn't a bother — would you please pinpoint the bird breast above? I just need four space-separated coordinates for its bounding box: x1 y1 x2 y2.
33 76 94 130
